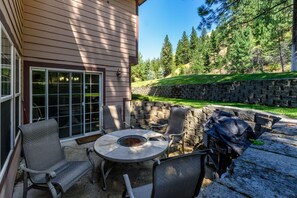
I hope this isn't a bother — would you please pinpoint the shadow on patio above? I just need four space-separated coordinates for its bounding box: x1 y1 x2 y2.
12 141 155 198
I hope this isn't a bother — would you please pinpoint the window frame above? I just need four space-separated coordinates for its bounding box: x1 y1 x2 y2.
30 67 103 141
0 22 22 170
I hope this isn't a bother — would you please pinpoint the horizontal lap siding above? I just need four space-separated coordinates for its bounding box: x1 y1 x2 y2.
0 0 23 54
23 0 137 104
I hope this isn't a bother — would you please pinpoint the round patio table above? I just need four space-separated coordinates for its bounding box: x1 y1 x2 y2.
94 129 168 190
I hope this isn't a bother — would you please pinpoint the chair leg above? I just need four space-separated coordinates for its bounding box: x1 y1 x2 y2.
23 172 28 198
91 167 95 184
47 181 58 198
100 160 113 191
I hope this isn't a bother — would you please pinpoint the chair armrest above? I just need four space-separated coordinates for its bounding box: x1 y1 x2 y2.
62 146 95 168
62 146 93 153
123 122 135 129
21 164 56 179
168 131 186 139
150 123 168 130
102 128 107 134
123 174 135 198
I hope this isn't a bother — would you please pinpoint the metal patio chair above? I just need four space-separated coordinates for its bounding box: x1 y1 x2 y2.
150 107 189 155
18 119 94 198
102 105 133 134
123 151 207 198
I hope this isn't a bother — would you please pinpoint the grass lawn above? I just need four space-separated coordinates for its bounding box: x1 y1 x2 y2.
133 94 297 118
132 72 297 87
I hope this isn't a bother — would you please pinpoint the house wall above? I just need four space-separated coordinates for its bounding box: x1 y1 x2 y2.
0 0 23 53
23 0 138 105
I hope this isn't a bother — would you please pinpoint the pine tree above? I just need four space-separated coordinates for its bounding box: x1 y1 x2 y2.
160 35 174 76
227 27 253 73
175 40 183 66
198 0 296 71
131 53 146 81
209 30 220 70
180 31 190 64
190 27 199 60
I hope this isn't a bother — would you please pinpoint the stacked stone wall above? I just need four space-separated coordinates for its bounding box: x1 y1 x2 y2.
132 79 297 107
131 101 281 146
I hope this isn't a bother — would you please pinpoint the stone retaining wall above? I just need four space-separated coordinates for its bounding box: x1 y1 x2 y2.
132 79 297 107
131 101 281 146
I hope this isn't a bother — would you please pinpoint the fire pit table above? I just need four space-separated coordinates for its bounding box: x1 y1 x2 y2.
94 129 168 190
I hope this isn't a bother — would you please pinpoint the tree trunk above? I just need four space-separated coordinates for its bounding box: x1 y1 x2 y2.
292 0 297 71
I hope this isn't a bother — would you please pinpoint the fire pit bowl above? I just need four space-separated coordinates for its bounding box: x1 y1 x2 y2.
117 135 147 147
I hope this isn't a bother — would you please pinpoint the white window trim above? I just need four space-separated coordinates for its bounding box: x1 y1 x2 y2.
30 67 104 140
0 21 22 171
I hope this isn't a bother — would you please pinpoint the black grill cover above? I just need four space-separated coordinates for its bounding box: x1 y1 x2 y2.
204 110 256 155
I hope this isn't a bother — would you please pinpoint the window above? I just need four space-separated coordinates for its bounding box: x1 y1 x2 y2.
0 26 21 169
31 69 103 139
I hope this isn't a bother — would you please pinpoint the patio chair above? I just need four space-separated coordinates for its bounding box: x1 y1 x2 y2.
102 105 133 134
18 119 94 198
123 151 207 198
150 107 189 155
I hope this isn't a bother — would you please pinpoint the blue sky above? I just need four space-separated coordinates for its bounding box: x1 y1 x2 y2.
139 0 205 60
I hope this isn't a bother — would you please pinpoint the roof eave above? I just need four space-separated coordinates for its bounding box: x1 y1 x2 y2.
138 0 147 6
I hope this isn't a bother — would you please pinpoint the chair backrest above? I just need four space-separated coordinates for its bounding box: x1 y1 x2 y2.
32 103 43 121
151 152 206 198
103 105 124 132
165 107 188 138
18 119 65 180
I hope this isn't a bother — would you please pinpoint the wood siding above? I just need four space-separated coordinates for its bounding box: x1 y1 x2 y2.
0 0 23 54
23 0 138 105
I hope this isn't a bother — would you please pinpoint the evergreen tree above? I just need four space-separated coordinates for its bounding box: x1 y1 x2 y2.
198 0 296 71
151 58 162 79
209 30 220 70
180 31 190 64
227 27 253 73
144 59 152 80
191 48 205 74
160 35 174 76
131 53 146 82
190 27 199 60
175 40 183 66
202 37 211 72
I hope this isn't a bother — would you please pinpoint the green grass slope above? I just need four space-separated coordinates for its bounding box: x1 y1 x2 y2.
132 72 297 87
133 95 297 118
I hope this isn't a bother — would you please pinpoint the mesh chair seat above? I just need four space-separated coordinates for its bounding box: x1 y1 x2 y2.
19 119 94 198
151 107 189 154
123 152 206 198
32 161 92 193
132 184 152 198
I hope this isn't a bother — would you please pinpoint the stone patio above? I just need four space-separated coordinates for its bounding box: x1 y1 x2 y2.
12 141 191 198
12 105 297 197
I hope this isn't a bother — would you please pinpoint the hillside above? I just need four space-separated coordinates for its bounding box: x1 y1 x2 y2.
132 72 297 87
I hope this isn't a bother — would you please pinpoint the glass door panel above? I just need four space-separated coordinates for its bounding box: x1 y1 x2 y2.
58 72 70 138
85 74 101 133
31 69 102 139
1 100 11 167
1 30 12 97
71 73 83 136
32 70 46 122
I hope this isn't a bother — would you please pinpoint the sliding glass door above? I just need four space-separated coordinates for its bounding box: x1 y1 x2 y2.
31 69 103 139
